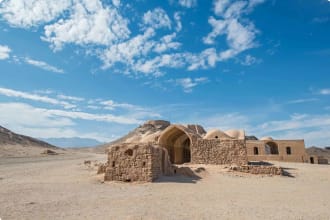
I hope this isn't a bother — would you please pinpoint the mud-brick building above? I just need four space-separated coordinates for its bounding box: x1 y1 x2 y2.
104 121 310 182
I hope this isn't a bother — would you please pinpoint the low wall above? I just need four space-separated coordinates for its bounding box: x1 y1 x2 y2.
191 139 247 165
231 165 283 175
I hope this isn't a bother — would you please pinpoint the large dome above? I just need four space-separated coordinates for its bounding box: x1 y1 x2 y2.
260 136 274 141
204 129 232 140
224 129 245 140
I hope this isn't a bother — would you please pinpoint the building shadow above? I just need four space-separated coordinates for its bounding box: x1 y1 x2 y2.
155 166 204 184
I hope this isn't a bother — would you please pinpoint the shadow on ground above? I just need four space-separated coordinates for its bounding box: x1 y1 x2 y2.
155 167 205 184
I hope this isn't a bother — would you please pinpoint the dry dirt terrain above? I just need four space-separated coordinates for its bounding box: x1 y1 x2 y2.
0 152 330 220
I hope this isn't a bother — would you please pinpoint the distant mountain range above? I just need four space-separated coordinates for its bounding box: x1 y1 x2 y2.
41 137 103 148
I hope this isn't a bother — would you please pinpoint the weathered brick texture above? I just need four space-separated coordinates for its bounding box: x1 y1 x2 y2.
191 139 247 166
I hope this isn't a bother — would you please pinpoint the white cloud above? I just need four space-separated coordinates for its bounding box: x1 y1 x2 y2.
174 12 182 32
142 8 171 30
101 28 156 70
153 33 181 53
256 114 330 134
319 88 330 95
178 0 197 8
0 102 74 128
203 0 263 61
174 77 208 93
42 0 130 51
24 57 64 73
241 54 261 66
100 100 140 111
0 0 71 28
0 102 113 142
112 0 120 7
0 87 75 109
0 44 11 59
287 98 319 104
57 94 84 102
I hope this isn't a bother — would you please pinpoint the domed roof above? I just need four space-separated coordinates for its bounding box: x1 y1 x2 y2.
260 136 273 141
224 129 245 140
204 129 232 140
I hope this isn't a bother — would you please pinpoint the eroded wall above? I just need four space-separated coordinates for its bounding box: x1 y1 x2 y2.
246 140 308 163
191 139 247 165
104 143 172 182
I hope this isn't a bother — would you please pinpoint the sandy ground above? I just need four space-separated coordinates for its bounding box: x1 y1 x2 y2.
0 153 330 220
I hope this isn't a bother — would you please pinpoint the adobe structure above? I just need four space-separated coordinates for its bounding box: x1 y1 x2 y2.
104 121 310 182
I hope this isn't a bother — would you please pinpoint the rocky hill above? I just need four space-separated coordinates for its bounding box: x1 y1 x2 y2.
306 146 330 161
0 125 62 157
78 120 171 153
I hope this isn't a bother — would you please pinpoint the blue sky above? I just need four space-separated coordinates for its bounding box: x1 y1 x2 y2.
0 0 329 146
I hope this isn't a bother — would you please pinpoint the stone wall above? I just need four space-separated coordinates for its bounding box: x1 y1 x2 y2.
191 139 247 165
231 165 283 175
104 143 173 182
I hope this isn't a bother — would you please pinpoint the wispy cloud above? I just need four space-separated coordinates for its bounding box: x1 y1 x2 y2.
0 44 11 60
203 0 264 60
0 102 114 142
142 8 171 30
174 77 208 93
24 57 64 73
0 87 75 109
57 94 84 102
319 88 330 95
287 98 319 104
178 0 197 8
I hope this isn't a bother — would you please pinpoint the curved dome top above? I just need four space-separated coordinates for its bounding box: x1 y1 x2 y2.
204 129 232 140
260 136 273 141
224 129 245 140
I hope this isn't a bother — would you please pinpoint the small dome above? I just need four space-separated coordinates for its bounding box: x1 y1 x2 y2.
260 136 273 141
204 129 232 140
224 129 245 140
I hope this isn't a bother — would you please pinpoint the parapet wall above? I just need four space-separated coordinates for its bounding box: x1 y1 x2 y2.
191 139 247 165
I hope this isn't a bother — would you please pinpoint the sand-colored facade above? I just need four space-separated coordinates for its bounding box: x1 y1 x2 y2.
246 139 308 163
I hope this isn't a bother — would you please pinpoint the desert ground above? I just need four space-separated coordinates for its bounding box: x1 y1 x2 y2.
0 151 330 220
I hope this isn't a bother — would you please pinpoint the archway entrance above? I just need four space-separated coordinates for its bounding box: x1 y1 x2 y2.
158 126 192 164
265 142 279 155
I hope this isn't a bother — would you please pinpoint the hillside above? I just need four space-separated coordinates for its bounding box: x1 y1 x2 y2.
0 125 62 157
306 146 330 161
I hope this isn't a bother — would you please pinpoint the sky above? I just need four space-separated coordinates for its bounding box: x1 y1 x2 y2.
0 0 329 147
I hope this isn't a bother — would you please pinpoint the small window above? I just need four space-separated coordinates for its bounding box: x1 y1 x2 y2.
112 161 115 167
253 147 259 155
215 136 218 139
125 149 133 156
286 147 292 155
142 161 146 167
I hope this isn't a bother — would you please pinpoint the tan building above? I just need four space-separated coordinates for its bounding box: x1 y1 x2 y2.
104 122 311 182
246 137 308 163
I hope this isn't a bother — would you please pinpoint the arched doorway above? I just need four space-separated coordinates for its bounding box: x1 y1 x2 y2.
265 142 279 155
158 125 192 164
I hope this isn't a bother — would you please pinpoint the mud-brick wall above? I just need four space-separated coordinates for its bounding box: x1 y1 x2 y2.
104 144 171 182
191 139 247 165
104 144 158 182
